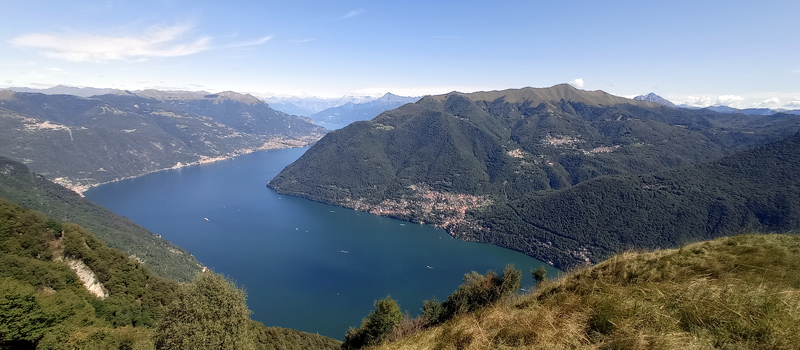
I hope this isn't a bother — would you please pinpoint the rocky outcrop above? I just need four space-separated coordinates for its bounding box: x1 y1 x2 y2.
65 258 108 299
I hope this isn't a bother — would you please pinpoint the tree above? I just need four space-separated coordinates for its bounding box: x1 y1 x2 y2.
499 264 522 296
421 297 444 325
531 266 547 284
154 271 254 350
342 296 403 350
0 277 52 349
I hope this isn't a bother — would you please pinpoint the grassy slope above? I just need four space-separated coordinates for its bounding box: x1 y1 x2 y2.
377 234 800 350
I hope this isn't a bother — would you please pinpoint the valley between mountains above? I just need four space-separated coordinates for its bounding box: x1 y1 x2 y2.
2 84 800 349
0 89 326 193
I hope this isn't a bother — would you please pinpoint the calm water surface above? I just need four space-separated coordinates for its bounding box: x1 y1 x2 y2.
85 148 556 339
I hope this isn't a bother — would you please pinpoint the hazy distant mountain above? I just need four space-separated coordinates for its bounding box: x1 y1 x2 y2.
270 84 800 269
633 92 676 107
264 95 378 116
8 85 122 97
308 93 420 129
0 89 326 192
703 105 788 115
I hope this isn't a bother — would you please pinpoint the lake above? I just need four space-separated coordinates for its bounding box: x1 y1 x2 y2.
84 147 557 339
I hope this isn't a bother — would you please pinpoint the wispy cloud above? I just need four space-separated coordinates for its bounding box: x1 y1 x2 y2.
228 36 273 48
340 9 365 20
290 39 315 44
10 23 210 62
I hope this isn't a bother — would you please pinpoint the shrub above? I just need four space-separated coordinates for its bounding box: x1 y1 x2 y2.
438 264 521 323
342 296 403 349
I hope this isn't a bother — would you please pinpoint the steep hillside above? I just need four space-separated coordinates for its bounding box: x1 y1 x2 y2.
468 131 800 268
0 199 341 350
375 234 800 350
0 89 326 192
270 84 800 269
0 156 201 282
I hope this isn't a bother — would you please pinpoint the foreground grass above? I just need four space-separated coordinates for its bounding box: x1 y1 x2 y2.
377 234 800 350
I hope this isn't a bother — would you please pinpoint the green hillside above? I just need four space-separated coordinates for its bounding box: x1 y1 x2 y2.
0 198 341 350
370 234 800 350
468 131 800 268
269 85 800 269
0 89 326 192
0 155 202 282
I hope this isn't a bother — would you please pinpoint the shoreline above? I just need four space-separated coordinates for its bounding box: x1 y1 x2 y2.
57 137 315 196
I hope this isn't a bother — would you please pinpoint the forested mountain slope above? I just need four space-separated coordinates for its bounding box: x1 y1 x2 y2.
0 155 201 282
270 84 800 269
0 89 326 192
468 131 800 268
0 199 341 350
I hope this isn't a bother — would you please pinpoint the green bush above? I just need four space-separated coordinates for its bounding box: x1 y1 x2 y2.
438 264 521 323
342 296 403 350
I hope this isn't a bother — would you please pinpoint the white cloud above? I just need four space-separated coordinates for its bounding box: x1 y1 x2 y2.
341 9 365 20
755 97 781 108
785 99 800 109
569 78 584 88
10 24 210 62
715 95 744 107
677 95 714 107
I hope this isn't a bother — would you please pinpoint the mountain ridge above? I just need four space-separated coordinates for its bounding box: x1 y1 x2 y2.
432 84 662 107
270 84 800 269
0 90 326 192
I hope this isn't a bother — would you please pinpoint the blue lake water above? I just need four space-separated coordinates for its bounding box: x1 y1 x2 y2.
84 147 557 339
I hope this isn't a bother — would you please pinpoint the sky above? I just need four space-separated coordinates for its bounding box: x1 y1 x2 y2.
2 0 799 108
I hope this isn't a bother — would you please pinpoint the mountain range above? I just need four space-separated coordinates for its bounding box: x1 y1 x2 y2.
0 89 326 192
3 83 800 348
264 95 381 116
270 84 800 269
634 92 800 115
308 93 420 129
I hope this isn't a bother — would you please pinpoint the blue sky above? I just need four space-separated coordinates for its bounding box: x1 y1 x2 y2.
2 0 798 108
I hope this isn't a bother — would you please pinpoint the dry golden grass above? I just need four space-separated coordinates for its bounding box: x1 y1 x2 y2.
375 234 800 350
